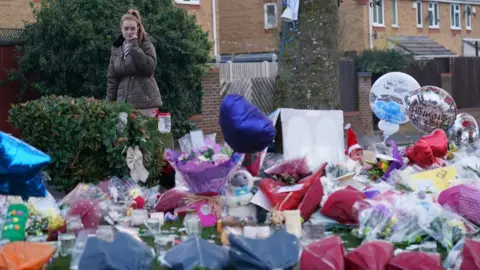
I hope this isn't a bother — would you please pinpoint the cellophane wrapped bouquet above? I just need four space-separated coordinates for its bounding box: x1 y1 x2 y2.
353 191 478 250
165 142 242 195
58 184 110 230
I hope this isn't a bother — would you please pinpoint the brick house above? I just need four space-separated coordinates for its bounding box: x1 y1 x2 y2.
340 0 480 57
218 0 281 56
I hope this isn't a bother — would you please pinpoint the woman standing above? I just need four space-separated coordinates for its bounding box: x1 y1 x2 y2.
107 9 162 117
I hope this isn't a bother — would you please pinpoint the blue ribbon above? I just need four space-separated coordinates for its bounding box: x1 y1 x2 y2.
234 186 250 197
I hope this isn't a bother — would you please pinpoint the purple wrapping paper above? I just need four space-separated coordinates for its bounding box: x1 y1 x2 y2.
382 140 404 180
165 149 241 194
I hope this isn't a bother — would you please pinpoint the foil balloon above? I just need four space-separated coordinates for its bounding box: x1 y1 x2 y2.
0 132 50 199
448 113 479 145
370 72 420 124
405 86 457 133
220 94 276 153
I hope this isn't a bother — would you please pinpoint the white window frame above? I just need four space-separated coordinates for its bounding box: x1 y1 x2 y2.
428 2 440 28
264 3 278 29
466 5 472 30
450 4 461 29
174 0 200 5
391 0 398 27
372 0 385 27
416 1 423 28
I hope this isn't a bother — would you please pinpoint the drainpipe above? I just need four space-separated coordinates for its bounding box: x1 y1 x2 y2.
368 3 373 49
212 0 218 56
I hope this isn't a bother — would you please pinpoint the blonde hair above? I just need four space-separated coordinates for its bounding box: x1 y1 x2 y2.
120 9 145 43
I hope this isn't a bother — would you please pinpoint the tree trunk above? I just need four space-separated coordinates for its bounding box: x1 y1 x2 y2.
275 0 341 110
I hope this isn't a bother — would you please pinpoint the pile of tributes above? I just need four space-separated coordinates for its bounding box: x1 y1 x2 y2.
3 71 480 269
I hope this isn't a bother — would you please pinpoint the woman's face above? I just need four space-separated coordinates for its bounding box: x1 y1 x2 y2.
122 19 138 40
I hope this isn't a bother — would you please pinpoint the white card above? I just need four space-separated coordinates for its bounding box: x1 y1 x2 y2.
190 130 205 149
251 190 272 211
277 184 304 193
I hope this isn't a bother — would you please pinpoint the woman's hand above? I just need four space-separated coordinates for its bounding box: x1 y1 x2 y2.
126 28 139 42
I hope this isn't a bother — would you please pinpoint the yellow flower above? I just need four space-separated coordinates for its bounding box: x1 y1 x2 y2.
47 215 65 230
380 162 389 171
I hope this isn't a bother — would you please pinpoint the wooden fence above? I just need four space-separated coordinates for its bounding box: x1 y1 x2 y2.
451 57 480 109
218 61 278 82
338 59 357 112
401 58 450 87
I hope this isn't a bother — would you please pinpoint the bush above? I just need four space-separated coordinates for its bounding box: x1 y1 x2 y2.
9 96 169 192
355 49 411 74
9 0 211 138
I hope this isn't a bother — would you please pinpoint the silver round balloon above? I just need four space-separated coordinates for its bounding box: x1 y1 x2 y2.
448 113 479 145
405 85 457 133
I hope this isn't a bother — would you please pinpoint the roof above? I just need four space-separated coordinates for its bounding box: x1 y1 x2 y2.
220 77 275 114
218 52 278 63
0 28 24 46
463 38 480 48
388 36 457 58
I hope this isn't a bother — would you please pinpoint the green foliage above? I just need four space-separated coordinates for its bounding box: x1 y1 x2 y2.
355 49 411 74
10 0 210 138
9 96 169 192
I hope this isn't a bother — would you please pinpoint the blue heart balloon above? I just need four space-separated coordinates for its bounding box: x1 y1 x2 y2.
386 101 401 114
0 132 50 199
220 95 276 153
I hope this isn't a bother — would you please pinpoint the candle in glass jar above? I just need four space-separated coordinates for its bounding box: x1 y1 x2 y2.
131 209 148 226
150 212 165 226
243 226 257 238
283 210 302 238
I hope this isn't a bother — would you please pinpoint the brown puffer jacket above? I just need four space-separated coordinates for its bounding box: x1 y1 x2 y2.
106 35 162 109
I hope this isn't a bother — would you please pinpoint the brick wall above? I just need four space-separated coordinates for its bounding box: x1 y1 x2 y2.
339 0 369 52
175 0 220 55
344 72 374 136
218 0 281 54
0 0 38 28
190 68 223 140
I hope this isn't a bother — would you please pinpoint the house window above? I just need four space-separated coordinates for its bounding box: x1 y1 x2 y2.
264 3 277 29
372 0 385 26
466 5 472 30
174 0 200 5
428 2 439 28
391 0 398 26
450 4 461 29
416 1 423 28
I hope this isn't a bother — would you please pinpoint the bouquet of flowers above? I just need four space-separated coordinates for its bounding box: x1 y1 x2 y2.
165 145 242 195
353 200 397 241
362 159 390 181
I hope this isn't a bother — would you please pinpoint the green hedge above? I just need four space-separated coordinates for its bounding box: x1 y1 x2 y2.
9 96 170 192
355 49 410 74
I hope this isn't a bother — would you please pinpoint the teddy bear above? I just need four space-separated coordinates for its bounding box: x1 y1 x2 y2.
224 169 257 221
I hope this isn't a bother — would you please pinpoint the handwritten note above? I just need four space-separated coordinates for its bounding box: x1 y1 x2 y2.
408 166 457 193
